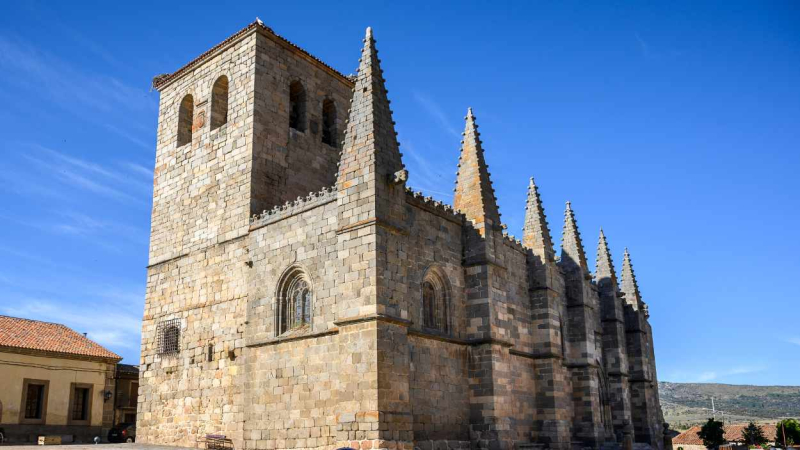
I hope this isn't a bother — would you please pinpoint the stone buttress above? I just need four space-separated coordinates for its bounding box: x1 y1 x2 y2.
559 203 612 447
621 249 664 449
595 230 634 444
522 178 573 450
454 108 512 448
334 26 414 450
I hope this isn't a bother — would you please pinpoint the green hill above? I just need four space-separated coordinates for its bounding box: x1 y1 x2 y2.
659 382 800 430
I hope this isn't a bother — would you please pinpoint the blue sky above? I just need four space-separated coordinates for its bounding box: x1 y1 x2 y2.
1 1 798 385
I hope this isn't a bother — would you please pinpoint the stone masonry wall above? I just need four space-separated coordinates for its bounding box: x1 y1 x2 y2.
148 33 256 264
140 31 257 447
250 32 352 216
138 237 249 447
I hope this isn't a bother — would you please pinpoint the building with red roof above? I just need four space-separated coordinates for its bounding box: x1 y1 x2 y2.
0 315 124 443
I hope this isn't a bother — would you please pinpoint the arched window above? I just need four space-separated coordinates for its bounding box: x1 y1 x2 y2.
210 76 228 130
277 267 313 334
598 368 613 428
321 99 336 147
177 94 193 146
289 80 306 132
421 268 450 333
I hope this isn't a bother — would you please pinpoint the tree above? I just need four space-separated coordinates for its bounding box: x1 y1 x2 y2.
698 418 726 450
775 419 800 448
741 422 767 448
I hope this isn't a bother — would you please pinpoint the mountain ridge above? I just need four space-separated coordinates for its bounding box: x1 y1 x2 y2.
659 381 800 430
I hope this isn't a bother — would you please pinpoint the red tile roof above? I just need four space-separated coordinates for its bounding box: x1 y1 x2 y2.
0 315 121 361
673 423 778 445
152 19 354 91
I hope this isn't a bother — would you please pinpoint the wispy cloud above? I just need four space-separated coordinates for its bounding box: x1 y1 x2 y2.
668 366 763 383
121 162 153 179
634 32 684 61
1 297 142 351
105 123 153 151
788 337 800 346
24 154 141 204
18 145 152 205
0 168 69 200
635 32 652 59
0 209 148 253
401 140 454 201
412 91 460 137
696 371 718 382
0 35 155 152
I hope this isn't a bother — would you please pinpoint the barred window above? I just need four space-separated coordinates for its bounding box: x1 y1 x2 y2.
157 318 181 355
421 268 450 333
277 267 312 335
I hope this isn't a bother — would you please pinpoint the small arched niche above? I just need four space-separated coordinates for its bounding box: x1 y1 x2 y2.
210 76 229 130
177 94 194 146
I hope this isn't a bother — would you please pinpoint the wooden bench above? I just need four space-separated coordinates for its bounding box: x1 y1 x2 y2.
203 434 233 450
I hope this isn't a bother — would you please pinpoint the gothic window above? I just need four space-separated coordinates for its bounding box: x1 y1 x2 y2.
598 369 613 428
289 80 306 132
421 268 450 333
177 94 194 146
157 318 180 355
210 76 229 130
278 267 313 334
321 99 336 147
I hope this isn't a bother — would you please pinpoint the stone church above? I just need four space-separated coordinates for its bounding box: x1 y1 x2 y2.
138 20 669 450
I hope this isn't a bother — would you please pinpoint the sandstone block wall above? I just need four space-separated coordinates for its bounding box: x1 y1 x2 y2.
140 21 668 450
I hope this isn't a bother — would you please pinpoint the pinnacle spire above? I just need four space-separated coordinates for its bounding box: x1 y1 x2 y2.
595 228 618 285
336 26 404 196
522 177 555 261
453 107 501 235
621 248 643 307
560 201 589 272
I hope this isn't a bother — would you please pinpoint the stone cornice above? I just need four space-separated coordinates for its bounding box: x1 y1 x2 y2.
0 345 121 365
250 186 337 231
333 314 412 328
246 328 340 348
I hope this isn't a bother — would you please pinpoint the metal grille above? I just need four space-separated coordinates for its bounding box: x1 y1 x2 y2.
157 318 181 355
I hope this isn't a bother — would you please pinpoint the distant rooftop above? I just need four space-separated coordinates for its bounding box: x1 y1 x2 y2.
673 423 778 445
117 363 140 375
0 315 121 361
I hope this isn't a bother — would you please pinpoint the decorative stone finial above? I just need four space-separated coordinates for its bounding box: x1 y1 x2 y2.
621 247 643 308
453 107 502 236
522 176 555 261
560 200 589 272
595 227 618 285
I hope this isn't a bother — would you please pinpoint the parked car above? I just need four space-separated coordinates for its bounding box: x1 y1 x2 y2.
108 423 136 443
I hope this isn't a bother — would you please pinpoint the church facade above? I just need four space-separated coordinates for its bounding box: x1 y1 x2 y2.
138 20 669 450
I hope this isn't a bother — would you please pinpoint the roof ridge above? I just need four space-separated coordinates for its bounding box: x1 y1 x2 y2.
0 314 72 328
153 20 354 90
0 315 121 361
